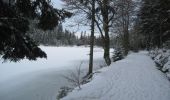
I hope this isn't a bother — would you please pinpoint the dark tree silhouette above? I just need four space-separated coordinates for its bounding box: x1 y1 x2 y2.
0 0 72 61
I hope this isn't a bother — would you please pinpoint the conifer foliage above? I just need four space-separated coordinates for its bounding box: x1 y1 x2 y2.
0 0 71 61
137 0 170 48
112 48 124 62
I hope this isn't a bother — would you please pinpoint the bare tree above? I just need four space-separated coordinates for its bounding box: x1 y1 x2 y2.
88 0 95 77
111 0 136 55
62 0 116 66
62 0 95 76
63 62 83 89
95 0 115 65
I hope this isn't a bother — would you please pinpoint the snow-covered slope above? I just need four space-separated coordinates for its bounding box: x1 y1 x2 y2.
62 51 170 100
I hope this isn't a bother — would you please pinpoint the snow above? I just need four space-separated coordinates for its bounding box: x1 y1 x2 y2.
149 49 170 79
163 57 170 71
1 47 170 100
62 51 170 100
0 46 105 100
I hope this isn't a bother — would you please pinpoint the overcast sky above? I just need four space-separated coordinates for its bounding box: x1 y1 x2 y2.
51 0 93 36
51 0 64 9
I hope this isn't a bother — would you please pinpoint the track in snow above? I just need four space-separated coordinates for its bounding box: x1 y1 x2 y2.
62 51 170 100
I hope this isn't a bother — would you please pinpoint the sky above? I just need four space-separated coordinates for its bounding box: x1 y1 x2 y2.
51 0 63 9
51 0 93 37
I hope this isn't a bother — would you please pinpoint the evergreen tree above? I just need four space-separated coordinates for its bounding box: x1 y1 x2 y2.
0 0 72 61
137 0 170 48
112 48 124 62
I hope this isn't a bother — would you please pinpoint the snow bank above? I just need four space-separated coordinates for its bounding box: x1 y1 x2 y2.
149 49 170 79
62 51 170 100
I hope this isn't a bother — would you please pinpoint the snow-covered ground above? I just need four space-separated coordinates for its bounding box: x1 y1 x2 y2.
0 46 105 100
1 47 170 100
62 51 170 100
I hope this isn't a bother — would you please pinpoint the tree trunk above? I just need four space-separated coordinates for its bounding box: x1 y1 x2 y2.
88 0 95 77
122 26 129 56
121 0 130 56
104 36 111 65
159 20 163 48
102 0 111 66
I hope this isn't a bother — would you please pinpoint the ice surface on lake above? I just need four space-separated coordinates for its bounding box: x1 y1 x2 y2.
0 46 104 100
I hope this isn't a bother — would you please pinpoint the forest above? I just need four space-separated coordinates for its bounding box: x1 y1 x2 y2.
0 0 170 100
0 0 169 60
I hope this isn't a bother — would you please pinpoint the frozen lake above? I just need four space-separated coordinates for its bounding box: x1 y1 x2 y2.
0 46 105 100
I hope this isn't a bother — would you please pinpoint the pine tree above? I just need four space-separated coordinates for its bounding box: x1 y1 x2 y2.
0 0 72 61
137 0 170 48
112 48 124 62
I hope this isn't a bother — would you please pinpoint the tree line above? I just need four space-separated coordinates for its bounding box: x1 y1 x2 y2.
0 0 169 77
131 0 170 50
62 0 170 76
28 20 103 46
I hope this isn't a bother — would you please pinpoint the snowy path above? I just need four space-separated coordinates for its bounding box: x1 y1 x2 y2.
0 47 105 100
62 52 170 100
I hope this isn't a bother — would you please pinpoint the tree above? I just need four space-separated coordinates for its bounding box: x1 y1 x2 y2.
62 0 96 76
137 0 170 49
0 0 71 61
28 22 78 46
88 0 95 77
110 0 136 55
95 0 115 65
63 0 116 66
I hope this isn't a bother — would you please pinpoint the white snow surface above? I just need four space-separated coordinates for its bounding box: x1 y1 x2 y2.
62 51 170 100
0 46 105 100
